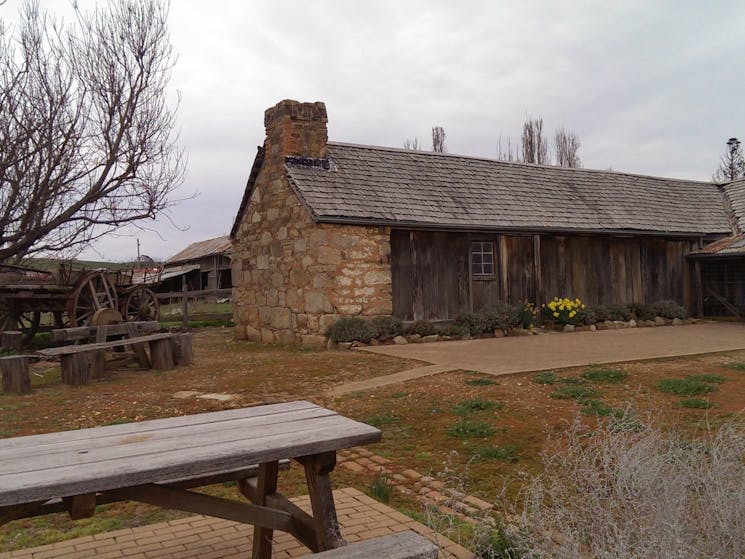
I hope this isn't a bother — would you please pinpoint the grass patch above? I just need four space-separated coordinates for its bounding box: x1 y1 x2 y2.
582 368 628 383
679 398 717 409
473 444 519 462
533 371 556 385
465 377 497 387
580 399 623 417
447 420 495 438
686 374 725 384
558 376 586 385
549 384 598 400
364 412 400 427
657 377 717 396
367 472 392 503
103 418 131 426
453 398 503 416
725 362 745 371
391 392 407 398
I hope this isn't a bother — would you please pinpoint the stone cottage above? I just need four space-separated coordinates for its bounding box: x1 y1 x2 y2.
231 99 745 345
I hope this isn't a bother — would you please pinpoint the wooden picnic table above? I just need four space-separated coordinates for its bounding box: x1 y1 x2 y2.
0 401 382 558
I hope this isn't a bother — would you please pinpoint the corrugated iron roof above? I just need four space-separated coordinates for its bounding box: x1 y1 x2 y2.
282 143 730 236
166 236 231 265
690 234 745 257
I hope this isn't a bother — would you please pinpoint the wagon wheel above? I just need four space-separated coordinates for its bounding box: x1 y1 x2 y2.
122 286 160 322
67 271 119 327
0 309 41 345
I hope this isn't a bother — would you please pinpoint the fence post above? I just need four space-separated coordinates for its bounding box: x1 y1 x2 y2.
181 275 188 328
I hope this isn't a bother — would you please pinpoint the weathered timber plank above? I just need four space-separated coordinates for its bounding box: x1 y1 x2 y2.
104 484 294 531
60 353 93 385
125 322 151 368
51 321 160 343
297 451 344 551
1 356 30 394
38 333 176 357
311 531 438 559
149 338 174 370
173 333 193 366
0 401 318 450
251 462 280 559
0 409 381 506
0 406 338 463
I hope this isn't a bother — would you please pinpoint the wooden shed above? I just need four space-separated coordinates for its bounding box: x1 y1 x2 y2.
161 236 232 292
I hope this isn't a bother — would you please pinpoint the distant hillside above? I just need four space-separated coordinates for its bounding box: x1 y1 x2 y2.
20 258 143 272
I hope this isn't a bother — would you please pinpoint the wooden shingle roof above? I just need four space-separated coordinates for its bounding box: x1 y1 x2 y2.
282 143 731 236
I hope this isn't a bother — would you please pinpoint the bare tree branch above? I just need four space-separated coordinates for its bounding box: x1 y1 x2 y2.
713 137 745 183
403 137 420 150
0 0 184 263
521 115 548 164
432 126 446 153
554 127 582 168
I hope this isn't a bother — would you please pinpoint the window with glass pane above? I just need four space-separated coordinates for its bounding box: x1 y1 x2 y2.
471 241 495 277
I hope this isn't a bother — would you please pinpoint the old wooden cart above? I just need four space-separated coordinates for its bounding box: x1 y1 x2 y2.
0 263 160 344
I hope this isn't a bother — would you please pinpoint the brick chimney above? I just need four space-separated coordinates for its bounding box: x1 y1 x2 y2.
264 100 328 159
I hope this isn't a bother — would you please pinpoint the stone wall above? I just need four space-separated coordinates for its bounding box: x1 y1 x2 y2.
232 100 393 346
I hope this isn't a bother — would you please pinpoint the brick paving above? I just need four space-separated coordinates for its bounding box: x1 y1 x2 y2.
0 488 474 559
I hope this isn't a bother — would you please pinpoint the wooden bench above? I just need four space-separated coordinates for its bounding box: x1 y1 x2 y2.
0 401 382 558
36 331 193 385
312 531 438 558
51 321 161 343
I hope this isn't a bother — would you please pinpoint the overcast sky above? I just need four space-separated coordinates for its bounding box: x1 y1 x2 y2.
5 0 745 261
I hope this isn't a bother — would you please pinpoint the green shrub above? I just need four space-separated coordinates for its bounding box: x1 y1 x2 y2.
585 304 609 323
439 323 469 338
576 306 600 325
474 444 519 462
652 300 687 320
559 376 586 385
533 371 557 385
606 304 631 321
549 384 598 400
582 368 628 383
368 472 392 503
447 420 495 438
515 301 539 329
726 362 745 372
406 320 437 337
628 302 656 321
481 303 521 331
453 398 503 415
371 316 402 340
657 377 717 396
326 317 378 342
679 398 716 409
454 311 487 336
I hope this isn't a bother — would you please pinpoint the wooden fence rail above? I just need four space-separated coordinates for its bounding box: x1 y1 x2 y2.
156 286 233 327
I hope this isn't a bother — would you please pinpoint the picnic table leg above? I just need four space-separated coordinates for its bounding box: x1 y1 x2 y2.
298 451 345 551
252 461 279 559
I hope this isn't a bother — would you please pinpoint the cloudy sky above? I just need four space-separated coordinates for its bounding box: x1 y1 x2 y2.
5 0 745 261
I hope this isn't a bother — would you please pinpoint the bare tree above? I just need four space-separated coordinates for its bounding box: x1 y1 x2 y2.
554 128 582 168
521 116 548 164
432 126 446 153
497 134 520 162
403 137 421 150
713 137 745 183
0 0 184 263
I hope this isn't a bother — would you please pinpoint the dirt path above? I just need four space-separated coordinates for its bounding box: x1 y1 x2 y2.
356 322 745 377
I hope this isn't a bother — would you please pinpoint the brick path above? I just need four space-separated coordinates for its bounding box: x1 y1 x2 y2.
0 488 473 559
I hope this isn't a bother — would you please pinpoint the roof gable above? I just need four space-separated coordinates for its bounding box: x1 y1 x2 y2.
167 235 231 265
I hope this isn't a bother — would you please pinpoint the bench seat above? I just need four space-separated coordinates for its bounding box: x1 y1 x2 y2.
312 531 438 558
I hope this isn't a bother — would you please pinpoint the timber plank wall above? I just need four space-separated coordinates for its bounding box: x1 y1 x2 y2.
391 230 697 321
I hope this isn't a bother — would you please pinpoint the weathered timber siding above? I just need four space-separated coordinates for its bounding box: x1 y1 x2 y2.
699 258 745 316
391 230 697 320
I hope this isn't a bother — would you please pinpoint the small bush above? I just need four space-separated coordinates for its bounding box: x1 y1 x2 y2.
585 304 610 323
628 302 656 321
680 398 716 409
453 398 503 415
370 316 402 340
687 374 725 384
515 301 539 329
439 323 469 338
326 316 378 342
543 296 585 325
657 377 717 396
481 304 520 332
582 368 628 383
549 384 598 400
465 377 498 386
474 444 519 462
406 320 437 337
454 311 487 336
447 420 495 438
533 371 556 385
606 303 631 321
726 362 745 372
652 299 687 320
